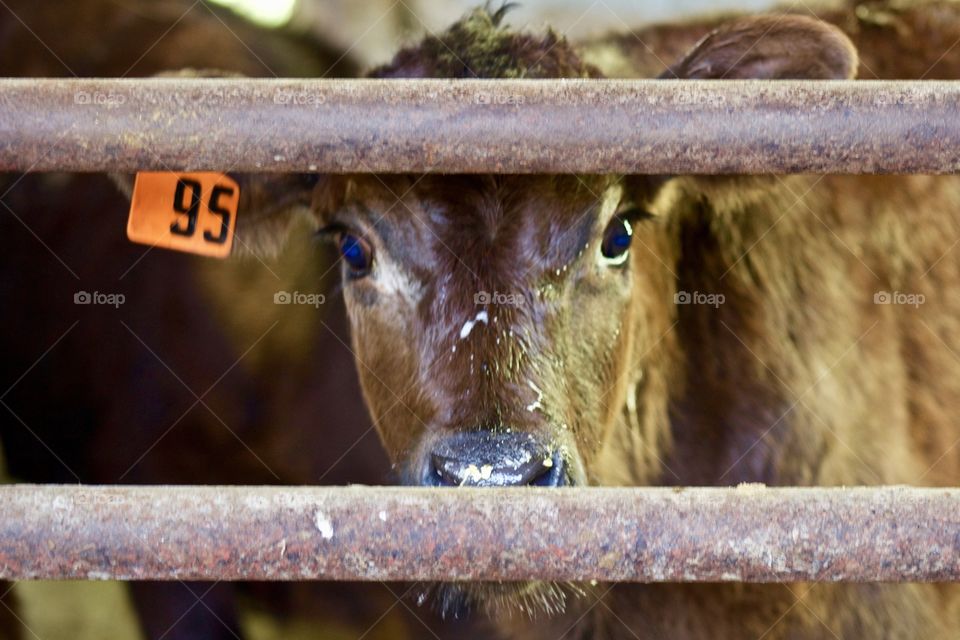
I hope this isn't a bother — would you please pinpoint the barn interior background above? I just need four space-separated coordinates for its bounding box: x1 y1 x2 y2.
0 0 895 638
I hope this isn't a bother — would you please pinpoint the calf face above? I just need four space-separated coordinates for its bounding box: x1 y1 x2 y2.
302 10 856 494
318 173 650 489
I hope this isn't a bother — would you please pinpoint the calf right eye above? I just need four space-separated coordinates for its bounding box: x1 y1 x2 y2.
338 233 374 277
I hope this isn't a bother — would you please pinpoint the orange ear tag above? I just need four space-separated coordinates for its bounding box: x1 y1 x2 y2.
127 172 240 258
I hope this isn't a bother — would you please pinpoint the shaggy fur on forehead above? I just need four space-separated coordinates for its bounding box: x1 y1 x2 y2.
369 4 602 79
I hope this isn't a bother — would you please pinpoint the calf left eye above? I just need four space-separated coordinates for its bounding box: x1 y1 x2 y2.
338 233 374 277
600 216 633 266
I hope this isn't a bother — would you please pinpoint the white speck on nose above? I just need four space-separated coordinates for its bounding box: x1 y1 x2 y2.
459 311 489 339
526 380 544 413
314 511 334 539
461 464 483 486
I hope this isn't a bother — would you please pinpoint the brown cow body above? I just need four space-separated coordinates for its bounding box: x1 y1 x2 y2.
293 2 960 638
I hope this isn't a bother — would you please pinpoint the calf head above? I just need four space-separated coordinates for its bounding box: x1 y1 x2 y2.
236 7 858 616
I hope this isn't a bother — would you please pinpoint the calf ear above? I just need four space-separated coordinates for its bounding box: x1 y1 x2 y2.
232 173 351 256
110 69 334 257
221 172 330 257
661 15 858 80
645 16 858 211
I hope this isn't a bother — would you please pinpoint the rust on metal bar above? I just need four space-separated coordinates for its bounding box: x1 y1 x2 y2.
0 485 958 582
0 78 959 174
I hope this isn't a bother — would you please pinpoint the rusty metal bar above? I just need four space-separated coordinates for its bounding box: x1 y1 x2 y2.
1 485 957 582
0 78 959 174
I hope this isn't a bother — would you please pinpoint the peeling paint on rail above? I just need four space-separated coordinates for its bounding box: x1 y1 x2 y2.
0 485 958 582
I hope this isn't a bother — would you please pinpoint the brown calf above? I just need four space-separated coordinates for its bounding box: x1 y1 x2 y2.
231 2 960 638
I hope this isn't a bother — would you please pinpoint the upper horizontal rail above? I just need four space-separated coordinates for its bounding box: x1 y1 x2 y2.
1 485 958 582
0 79 959 174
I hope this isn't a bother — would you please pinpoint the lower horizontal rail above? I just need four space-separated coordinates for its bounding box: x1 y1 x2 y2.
1 485 957 582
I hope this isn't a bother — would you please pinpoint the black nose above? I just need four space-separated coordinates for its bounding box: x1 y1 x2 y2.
424 431 566 487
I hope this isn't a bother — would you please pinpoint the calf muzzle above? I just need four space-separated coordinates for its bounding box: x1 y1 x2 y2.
423 431 567 487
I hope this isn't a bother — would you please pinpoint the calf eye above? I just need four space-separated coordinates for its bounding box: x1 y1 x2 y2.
338 233 374 277
600 215 633 266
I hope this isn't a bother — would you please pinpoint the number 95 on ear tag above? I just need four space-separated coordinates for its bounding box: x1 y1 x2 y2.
127 172 239 258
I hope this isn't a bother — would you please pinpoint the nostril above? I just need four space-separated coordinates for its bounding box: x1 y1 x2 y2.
424 432 567 487
529 452 565 487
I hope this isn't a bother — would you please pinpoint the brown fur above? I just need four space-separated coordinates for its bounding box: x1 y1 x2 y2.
370 6 601 79
279 4 959 638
